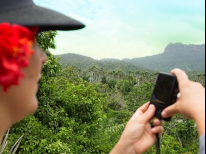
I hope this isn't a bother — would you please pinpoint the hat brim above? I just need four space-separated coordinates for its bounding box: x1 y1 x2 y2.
0 5 85 31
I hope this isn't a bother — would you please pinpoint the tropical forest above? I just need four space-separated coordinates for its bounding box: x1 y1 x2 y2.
1 31 205 154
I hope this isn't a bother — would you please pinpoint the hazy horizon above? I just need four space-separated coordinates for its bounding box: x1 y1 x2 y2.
34 0 205 59
55 42 205 60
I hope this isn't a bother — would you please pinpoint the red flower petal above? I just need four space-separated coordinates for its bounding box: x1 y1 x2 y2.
0 23 38 92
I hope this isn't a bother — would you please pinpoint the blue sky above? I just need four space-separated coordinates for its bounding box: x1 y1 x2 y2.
34 0 205 59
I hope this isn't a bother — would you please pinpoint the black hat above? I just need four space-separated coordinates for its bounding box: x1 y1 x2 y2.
0 0 85 31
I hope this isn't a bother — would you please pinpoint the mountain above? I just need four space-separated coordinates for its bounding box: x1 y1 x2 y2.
56 53 97 70
100 58 120 62
123 43 205 72
55 43 205 72
55 53 144 73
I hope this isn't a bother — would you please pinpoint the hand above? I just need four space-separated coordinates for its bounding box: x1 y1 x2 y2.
110 102 163 154
162 68 205 136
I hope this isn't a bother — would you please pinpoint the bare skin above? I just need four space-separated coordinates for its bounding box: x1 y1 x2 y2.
110 103 163 154
0 43 47 142
162 68 205 137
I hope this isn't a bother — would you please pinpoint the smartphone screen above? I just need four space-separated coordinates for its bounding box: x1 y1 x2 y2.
151 74 175 104
150 72 179 121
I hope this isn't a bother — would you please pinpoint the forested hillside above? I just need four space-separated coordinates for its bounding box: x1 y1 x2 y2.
55 53 146 73
2 31 205 154
123 43 205 72
56 43 205 73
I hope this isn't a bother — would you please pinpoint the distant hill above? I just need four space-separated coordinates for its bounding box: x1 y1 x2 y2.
123 43 205 72
55 43 205 72
100 58 121 62
56 53 97 70
55 53 145 73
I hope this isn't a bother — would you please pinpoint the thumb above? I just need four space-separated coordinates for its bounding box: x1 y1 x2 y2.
139 104 156 123
162 102 179 118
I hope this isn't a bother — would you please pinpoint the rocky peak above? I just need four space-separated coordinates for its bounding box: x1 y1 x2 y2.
164 43 205 54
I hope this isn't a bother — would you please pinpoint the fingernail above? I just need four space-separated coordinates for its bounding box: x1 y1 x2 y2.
149 105 154 110
162 111 166 117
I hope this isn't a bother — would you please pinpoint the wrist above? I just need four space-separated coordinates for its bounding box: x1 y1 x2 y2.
110 139 136 154
193 110 205 137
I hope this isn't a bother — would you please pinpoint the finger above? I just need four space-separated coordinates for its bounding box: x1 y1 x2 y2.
138 102 150 112
162 102 179 118
136 102 150 115
138 104 156 123
171 68 190 89
131 102 150 121
151 126 164 135
153 119 163 127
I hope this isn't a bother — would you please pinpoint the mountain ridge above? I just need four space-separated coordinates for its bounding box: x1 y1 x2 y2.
55 43 205 72
122 43 205 72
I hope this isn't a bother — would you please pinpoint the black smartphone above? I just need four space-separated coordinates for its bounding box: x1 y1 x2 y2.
150 72 179 121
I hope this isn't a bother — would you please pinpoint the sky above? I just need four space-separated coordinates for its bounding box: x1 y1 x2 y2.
34 0 205 60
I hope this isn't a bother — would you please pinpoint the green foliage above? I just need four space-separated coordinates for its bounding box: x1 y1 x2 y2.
41 52 62 79
163 115 199 148
56 53 146 73
117 80 134 95
5 31 204 154
107 79 117 89
101 75 107 84
126 82 154 112
0 129 23 154
161 134 182 154
107 91 126 111
36 31 57 51
61 66 83 85
45 140 71 154
126 74 136 85
36 30 62 80
110 110 132 124
56 83 103 124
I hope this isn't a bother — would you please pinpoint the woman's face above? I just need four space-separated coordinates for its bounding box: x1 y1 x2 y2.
0 42 47 122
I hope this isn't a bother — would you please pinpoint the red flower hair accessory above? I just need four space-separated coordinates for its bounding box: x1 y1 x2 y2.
0 23 38 92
